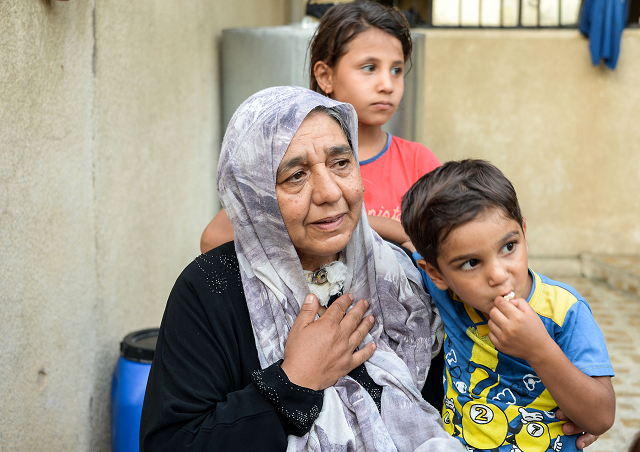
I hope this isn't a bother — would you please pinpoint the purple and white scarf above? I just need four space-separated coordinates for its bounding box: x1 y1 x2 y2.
217 86 463 452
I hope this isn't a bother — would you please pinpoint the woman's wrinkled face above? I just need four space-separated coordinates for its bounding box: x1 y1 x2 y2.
276 111 364 271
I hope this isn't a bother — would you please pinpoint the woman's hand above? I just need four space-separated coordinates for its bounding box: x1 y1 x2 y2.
281 293 376 391
556 409 600 449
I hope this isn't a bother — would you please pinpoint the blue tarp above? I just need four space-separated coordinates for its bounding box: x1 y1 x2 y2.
580 0 628 69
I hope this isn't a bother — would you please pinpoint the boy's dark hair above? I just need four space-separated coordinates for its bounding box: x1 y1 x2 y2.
401 159 524 270
629 431 640 452
309 1 412 95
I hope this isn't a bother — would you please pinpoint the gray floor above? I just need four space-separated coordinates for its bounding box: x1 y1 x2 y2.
555 276 640 451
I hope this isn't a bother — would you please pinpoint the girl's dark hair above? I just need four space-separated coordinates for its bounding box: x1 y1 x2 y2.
401 159 524 270
309 1 412 95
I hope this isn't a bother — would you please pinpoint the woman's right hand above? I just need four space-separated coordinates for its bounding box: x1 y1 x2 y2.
281 293 376 391
556 409 600 449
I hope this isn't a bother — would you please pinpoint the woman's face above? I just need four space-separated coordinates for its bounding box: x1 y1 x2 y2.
276 111 364 271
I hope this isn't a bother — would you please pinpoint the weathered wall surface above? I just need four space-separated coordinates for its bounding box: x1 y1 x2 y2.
0 1 286 450
2 3 638 449
417 29 640 258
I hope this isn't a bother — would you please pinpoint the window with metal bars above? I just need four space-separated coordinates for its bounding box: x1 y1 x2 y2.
375 0 640 28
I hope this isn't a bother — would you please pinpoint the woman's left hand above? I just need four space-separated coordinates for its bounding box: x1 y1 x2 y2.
281 292 376 391
556 409 599 448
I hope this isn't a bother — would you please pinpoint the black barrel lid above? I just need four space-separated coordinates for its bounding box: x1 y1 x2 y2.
120 328 159 363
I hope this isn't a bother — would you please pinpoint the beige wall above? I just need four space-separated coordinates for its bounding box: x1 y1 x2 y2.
0 1 286 451
417 29 640 258
2 3 638 449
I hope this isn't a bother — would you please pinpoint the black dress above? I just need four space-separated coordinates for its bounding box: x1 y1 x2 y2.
140 241 444 452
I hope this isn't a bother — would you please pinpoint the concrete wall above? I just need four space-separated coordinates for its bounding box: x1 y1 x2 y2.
1 3 638 448
0 1 286 451
417 29 640 259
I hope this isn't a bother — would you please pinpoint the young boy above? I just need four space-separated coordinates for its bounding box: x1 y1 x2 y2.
401 159 615 452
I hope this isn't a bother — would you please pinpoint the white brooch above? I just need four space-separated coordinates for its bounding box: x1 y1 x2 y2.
304 261 348 307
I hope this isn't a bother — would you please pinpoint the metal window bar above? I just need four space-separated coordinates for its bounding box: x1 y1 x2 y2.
519 0 524 27
399 0 640 29
630 0 640 27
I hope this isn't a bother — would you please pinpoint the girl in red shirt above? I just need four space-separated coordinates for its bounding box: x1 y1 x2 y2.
201 2 438 252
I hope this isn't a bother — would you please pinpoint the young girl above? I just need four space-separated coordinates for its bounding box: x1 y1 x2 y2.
310 1 440 247
201 1 439 252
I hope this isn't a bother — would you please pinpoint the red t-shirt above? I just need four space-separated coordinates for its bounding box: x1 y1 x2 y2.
360 134 440 221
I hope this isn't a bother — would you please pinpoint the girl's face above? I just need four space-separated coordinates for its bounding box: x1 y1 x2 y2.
316 27 405 127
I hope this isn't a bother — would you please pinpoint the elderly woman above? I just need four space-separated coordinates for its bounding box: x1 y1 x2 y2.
140 86 464 451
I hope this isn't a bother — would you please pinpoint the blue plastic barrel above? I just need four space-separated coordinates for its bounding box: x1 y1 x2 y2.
111 328 159 452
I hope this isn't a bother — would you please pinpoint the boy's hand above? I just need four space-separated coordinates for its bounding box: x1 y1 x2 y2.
489 297 615 436
487 296 553 360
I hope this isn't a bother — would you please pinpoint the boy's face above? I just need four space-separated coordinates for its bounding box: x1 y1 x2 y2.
418 207 533 318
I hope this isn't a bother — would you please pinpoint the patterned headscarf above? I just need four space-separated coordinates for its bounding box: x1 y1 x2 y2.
217 86 462 452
